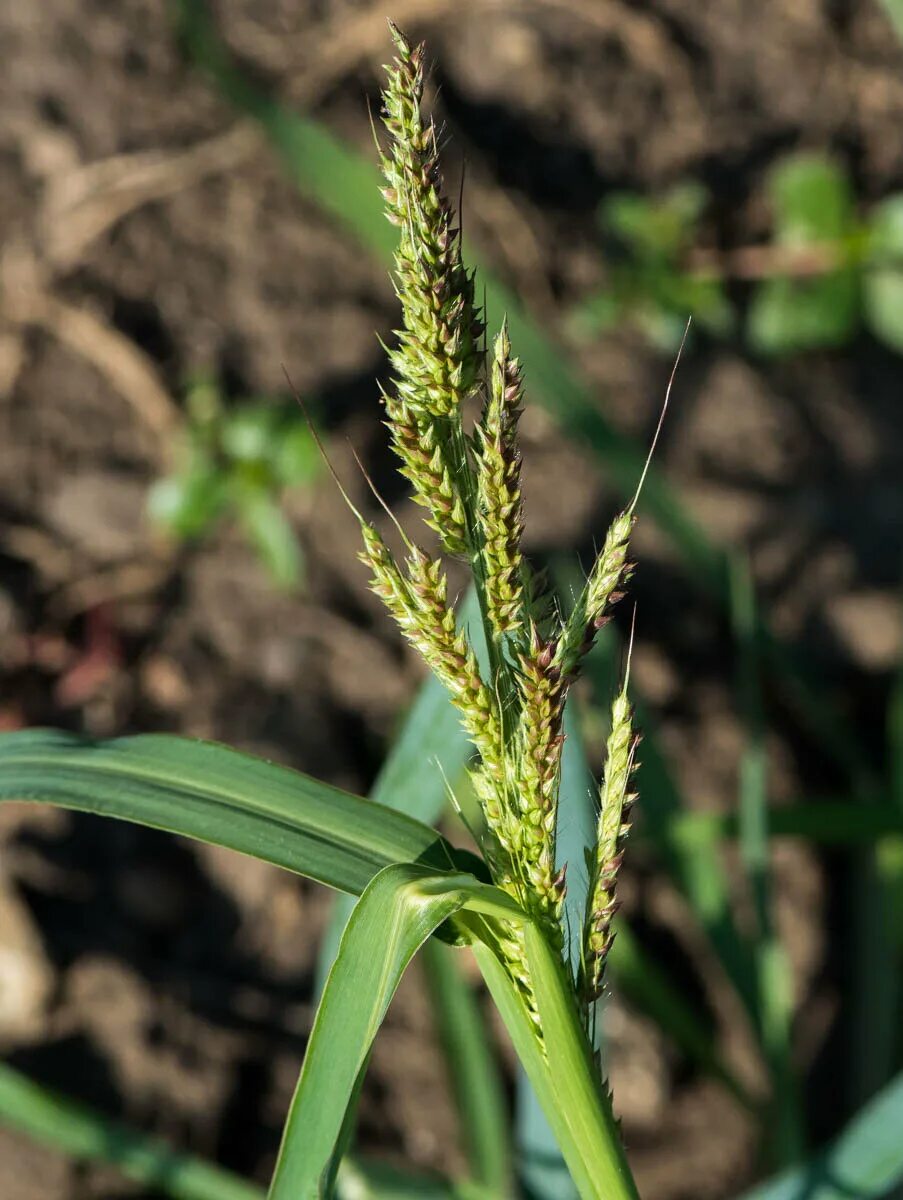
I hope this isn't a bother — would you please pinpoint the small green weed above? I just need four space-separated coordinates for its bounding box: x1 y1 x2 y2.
148 376 319 588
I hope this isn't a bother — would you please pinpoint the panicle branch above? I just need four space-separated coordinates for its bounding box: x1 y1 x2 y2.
582 685 639 1002
475 323 526 637
555 511 634 680
379 25 482 554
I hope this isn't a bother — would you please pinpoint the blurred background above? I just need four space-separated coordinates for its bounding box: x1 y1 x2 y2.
2 1 903 1197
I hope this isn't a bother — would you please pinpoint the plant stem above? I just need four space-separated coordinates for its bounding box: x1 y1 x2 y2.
473 931 640 1200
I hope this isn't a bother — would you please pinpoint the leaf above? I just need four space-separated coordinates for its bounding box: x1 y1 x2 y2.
736 1070 903 1200
268 864 523 1200
664 802 903 846
147 454 228 540
233 481 304 588
221 404 280 463
731 556 802 1162
863 194 903 353
607 922 753 1109
0 1060 483 1200
0 729 461 896
0 1062 262 1200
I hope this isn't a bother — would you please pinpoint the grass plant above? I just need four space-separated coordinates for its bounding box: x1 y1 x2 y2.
2 19 903 1200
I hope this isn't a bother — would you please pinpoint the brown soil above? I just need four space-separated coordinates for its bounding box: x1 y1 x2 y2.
2 2 903 1198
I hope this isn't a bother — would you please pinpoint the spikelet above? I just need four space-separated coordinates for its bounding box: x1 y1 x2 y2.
475 323 526 636
582 682 638 1002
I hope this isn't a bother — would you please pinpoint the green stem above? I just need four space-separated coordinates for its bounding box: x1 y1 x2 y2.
472 932 639 1200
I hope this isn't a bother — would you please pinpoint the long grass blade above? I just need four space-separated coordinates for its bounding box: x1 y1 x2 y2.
663 802 903 846
423 940 513 1197
0 1061 262 1200
338 1156 497 1200
269 865 522 1200
0 730 461 896
736 1069 903 1200
731 557 802 1163
0 1060 484 1200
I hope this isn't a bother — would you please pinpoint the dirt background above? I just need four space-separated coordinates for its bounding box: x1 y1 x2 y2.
1 2 903 1198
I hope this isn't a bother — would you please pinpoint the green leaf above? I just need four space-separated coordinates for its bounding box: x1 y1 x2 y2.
770 155 854 245
736 1070 903 1200
731 556 802 1163
0 729 460 896
0 1062 262 1200
268 864 523 1200
313 593 506 1191
748 273 858 355
148 456 228 540
608 922 754 1110
864 194 903 353
233 481 304 588
0 1060 484 1200
221 404 280 463
663 801 903 846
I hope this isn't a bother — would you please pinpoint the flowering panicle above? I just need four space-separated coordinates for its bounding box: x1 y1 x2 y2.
475 324 526 637
362 24 654 1034
582 684 639 1002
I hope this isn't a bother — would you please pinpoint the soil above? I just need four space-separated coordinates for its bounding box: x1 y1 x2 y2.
2 2 903 1198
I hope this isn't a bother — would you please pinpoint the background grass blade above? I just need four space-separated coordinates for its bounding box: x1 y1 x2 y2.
662 803 903 846
423 940 513 1197
270 865 522 1200
736 1069 903 1200
0 729 460 896
576 626 760 1026
0 1062 263 1200
338 1157 497 1200
607 921 754 1110
0 1061 483 1200
731 558 802 1163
